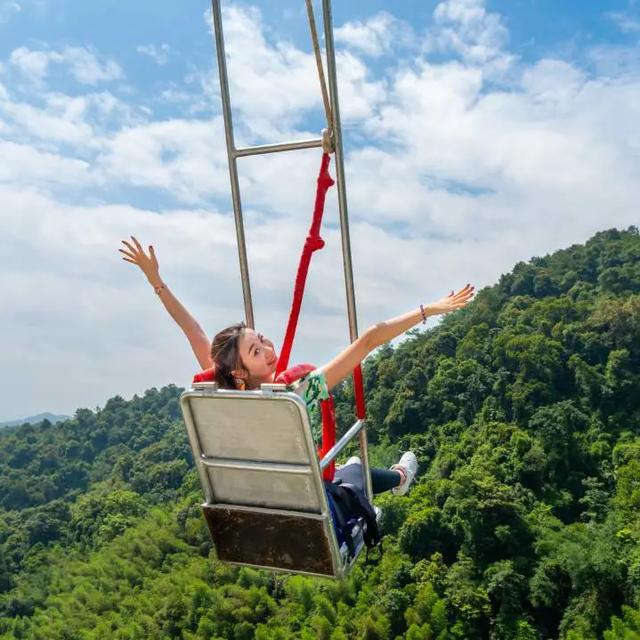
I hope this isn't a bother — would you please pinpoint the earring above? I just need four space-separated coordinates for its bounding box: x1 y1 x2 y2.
234 378 246 391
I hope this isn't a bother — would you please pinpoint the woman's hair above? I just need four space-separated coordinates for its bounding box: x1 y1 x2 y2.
210 322 246 389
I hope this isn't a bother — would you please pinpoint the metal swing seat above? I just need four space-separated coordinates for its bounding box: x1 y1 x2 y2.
181 0 377 578
181 382 378 579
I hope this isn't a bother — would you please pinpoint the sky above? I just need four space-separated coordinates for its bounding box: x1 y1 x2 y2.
0 0 638 421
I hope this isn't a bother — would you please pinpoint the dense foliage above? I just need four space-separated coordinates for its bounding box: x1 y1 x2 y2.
0 227 639 639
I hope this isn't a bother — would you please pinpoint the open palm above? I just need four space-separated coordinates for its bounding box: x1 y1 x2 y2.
428 284 475 315
119 236 161 285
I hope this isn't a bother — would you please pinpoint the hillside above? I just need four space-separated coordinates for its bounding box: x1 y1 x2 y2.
0 413 70 429
0 227 638 640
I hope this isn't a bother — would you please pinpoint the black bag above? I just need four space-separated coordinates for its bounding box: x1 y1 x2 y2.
324 479 381 556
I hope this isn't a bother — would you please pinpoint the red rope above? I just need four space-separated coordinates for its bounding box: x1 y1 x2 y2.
275 152 368 481
275 152 334 377
353 364 366 420
319 396 336 480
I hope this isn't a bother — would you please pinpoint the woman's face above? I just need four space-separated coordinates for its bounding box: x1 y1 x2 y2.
236 329 277 386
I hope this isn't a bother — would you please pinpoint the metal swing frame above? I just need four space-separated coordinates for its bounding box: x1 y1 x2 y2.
210 0 373 499
179 0 376 578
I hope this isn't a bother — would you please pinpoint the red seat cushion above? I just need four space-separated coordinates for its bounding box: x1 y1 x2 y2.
192 367 216 383
275 363 316 385
192 363 316 386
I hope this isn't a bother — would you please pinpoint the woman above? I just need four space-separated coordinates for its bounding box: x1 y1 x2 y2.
120 237 474 496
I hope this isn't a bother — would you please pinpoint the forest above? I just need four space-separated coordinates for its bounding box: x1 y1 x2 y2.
0 227 639 639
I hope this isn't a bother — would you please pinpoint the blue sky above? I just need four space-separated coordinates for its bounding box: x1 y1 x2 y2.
0 0 638 420
3 1 638 71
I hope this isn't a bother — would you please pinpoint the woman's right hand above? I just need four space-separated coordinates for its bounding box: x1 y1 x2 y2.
119 236 162 288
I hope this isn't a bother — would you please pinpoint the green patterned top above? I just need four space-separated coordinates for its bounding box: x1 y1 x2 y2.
286 369 330 445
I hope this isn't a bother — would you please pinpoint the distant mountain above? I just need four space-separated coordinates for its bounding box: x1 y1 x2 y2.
0 412 70 428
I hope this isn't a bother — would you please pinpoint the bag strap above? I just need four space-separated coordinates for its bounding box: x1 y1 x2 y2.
324 481 381 550
325 482 356 556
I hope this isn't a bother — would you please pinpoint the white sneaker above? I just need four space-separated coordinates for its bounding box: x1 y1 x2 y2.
391 451 418 496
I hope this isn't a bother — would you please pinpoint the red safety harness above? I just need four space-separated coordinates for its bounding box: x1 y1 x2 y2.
193 153 367 481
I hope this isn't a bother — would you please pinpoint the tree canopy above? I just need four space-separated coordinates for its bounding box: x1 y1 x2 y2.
1 226 639 639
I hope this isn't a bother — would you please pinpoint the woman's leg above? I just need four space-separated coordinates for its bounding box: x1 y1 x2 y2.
335 462 399 493
371 467 402 494
334 453 416 495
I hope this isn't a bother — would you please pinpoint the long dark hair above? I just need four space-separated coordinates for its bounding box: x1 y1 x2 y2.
210 322 246 389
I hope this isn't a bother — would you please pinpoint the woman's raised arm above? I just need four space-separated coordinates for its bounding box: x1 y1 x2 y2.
320 285 475 390
119 237 212 370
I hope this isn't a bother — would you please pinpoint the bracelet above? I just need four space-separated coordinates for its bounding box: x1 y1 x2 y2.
154 284 166 295
419 304 427 324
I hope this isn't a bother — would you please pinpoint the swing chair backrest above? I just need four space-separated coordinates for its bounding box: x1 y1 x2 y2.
181 382 360 579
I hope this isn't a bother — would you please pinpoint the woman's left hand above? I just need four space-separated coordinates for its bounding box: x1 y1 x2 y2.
425 284 475 316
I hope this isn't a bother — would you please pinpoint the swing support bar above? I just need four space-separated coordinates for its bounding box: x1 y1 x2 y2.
318 420 365 471
234 138 324 158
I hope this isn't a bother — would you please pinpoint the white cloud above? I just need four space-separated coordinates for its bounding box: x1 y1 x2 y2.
159 87 211 115
336 51 388 123
60 46 123 85
136 43 171 65
521 59 586 103
9 45 123 85
427 0 515 74
0 90 97 147
335 11 414 57
200 5 390 139
218 6 320 129
99 117 230 203
0 141 96 189
9 47 49 81
0 188 238 415
0 85 141 149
